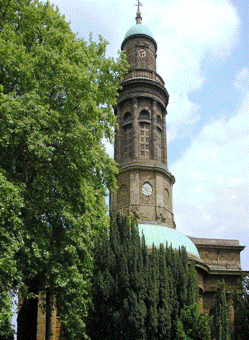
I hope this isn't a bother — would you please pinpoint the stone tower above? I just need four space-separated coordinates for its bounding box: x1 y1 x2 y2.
110 9 176 229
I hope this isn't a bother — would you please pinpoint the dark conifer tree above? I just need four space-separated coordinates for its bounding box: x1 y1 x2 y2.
233 275 249 340
145 245 159 340
86 214 210 340
187 261 199 305
158 244 172 340
178 247 189 309
176 303 211 340
212 280 230 340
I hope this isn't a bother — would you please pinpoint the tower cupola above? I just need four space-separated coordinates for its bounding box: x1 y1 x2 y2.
121 7 157 69
122 8 155 44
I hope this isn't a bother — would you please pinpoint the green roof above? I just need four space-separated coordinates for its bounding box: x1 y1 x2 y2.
124 24 154 40
138 224 200 259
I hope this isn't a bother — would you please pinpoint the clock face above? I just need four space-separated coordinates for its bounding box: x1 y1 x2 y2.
142 182 152 196
138 48 147 58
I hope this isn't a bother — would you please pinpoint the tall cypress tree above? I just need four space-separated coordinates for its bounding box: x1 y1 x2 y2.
158 244 172 340
187 261 199 306
176 303 211 340
87 215 147 340
87 214 210 340
212 280 230 340
233 275 249 340
178 247 189 309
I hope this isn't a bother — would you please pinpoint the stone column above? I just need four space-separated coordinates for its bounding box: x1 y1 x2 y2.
116 106 122 164
133 98 139 158
36 291 46 340
50 301 57 340
152 100 157 160
162 110 167 166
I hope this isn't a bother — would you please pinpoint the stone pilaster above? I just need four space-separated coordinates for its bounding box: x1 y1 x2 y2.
116 106 122 164
50 300 57 340
130 173 139 205
162 110 167 166
133 98 139 158
152 100 157 160
36 291 46 340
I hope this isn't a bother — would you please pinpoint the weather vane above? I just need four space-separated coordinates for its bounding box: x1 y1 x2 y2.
134 0 143 11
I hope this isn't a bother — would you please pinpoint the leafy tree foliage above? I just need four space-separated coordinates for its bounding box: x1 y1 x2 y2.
0 295 14 340
0 0 127 338
176 303 211 340
233 275 249 340
0 173 23 336
212 280 230 340
87 214 211 340
0 320 14 340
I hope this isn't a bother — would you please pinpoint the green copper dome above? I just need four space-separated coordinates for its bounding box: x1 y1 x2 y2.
138 224 200 259
124 24 154 40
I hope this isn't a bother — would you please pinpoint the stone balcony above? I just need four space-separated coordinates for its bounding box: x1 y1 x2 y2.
123 69 165 87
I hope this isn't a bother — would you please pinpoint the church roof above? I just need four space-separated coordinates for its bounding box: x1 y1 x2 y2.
124 24 154 40
138 224 200 259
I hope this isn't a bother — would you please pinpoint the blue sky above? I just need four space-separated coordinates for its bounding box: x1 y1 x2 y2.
46 0 249 270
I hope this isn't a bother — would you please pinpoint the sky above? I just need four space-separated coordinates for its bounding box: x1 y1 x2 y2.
46 0 249 269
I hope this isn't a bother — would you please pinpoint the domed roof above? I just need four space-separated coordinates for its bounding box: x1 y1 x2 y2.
124 24 154 40
138 224 200 259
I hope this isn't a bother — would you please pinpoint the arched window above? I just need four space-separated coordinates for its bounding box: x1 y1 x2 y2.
139 122 150 158
156 127 162 160
139 110 150 120
123 112 132 122
123 123 133 160
164 188 169 206
157 115 162 126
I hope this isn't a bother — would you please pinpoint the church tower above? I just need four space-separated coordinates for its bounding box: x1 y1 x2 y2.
110 9 176 229
110 9 245 332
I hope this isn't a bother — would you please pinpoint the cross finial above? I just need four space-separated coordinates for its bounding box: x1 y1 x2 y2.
134 0 143 24
134 0 143 12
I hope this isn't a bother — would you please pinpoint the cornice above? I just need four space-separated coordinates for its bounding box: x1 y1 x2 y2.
194 260 210 274
195 244 245 252
207 269 245 276
121 33 157 51
118 163 175 184
120 77 168 95
118 77 169 107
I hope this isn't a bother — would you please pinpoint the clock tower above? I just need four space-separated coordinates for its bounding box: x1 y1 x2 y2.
110 9 176 228
109 13 245 328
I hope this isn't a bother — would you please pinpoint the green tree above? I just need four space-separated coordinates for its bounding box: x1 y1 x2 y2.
212 280 230 340
87 215 147 340
0 294 14 340
157 244 171 340
176 303 211 340
233 275 249 340
0 0 127 338
146 245 159 340
0 173 23 337
87 214 208 340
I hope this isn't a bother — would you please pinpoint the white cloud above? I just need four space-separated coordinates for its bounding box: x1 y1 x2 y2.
46 0 240 145
171 89 249 256
142 0 240 143
234 67 249 94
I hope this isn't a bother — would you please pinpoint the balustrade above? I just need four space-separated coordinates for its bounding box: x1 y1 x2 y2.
122 69 165 86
